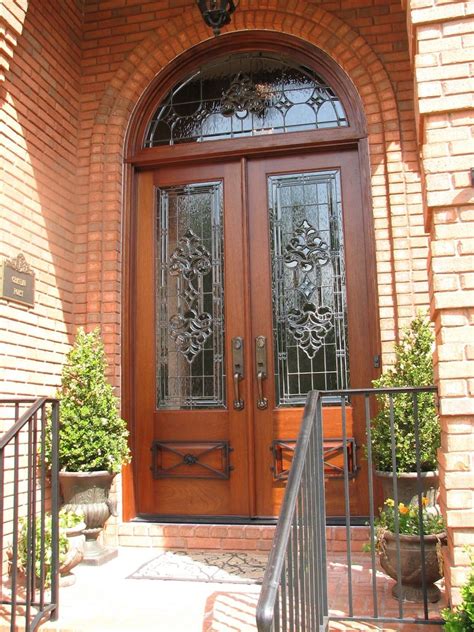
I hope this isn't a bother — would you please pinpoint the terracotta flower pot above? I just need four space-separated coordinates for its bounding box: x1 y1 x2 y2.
378 530 446 603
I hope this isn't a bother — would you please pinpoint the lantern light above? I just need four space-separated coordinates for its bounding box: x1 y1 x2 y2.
196 0 239 36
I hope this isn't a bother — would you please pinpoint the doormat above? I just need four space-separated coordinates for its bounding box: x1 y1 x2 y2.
128 550 268 584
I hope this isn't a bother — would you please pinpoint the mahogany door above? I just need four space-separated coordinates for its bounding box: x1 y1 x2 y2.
133 149 375 519
247 150 375 517
134 162 252 518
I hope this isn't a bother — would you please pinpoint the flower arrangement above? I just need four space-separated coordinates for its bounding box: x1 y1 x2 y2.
376 497 445 538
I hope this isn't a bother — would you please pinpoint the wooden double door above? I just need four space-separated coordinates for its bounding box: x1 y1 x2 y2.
133 148 375 519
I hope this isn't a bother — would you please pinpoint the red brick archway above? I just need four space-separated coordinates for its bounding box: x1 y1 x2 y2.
76 1 411 382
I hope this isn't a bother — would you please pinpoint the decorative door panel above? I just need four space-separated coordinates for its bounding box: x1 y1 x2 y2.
134 163 251 518
156 182 225 409
247 151 376 518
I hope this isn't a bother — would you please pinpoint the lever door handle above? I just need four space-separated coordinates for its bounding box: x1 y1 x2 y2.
255 336 268 410
257 370 268 410
233 372 244 410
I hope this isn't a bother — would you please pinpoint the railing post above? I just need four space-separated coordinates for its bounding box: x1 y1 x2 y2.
49 399 60 622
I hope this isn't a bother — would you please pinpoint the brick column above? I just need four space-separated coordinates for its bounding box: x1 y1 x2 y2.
407 0 474 604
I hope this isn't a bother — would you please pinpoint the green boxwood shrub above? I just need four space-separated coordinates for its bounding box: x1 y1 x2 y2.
370 314 440 473
47 328 131 473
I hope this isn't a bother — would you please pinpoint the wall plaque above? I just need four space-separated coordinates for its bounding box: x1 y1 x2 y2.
0 254 35 308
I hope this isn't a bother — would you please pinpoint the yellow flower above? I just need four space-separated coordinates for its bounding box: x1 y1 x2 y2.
384 498 395 507
399 503 409 514
422 496 429 507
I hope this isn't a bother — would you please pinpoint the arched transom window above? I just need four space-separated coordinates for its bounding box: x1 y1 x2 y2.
144 52 348 147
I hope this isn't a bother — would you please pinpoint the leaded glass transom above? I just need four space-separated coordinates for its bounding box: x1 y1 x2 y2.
269 170 350 406
156 182 225 409
145 53 348 146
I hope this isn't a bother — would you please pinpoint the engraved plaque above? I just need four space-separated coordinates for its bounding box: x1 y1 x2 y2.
0 254 35 308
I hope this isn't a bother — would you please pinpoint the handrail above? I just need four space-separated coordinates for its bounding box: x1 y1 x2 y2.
257 390 324 630
257 386 442 631
0 397 53 449
0 396 60 631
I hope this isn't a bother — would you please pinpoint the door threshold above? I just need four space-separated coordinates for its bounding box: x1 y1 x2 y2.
133 514 278 525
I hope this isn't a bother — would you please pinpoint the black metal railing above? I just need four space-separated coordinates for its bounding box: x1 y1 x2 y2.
257 391 328 632
257 387 443 631
0 398 60 632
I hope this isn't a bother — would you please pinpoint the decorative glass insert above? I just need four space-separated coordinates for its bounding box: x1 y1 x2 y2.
269 170 350 406
145 52 348 147
156 182 225 409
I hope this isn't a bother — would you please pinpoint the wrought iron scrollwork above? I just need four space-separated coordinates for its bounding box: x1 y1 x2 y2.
220 72 268 117
168 229 213 364
169 229 212 281
287 304 334 359
169 309 213 363
284 220 330 271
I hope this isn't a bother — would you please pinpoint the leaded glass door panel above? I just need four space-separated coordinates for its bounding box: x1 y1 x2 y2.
134 163 252 517
247 150 375 518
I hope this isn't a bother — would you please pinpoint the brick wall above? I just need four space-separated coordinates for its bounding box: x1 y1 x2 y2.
0 0 83 400
407 0 474 604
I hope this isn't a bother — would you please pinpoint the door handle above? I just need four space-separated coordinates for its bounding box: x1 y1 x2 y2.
232 337 244 410
255 336 268 410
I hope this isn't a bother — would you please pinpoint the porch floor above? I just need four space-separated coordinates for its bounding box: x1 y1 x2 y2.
3 545 446 632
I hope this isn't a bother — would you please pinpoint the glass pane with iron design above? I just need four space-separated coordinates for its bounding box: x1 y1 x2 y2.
269 170 350 406
145 53 348 147
156 182 225 409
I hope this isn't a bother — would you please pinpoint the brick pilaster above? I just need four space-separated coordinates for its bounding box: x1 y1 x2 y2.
408 0 474 604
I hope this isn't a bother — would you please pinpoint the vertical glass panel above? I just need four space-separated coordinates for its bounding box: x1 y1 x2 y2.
269 171 350 406
156 182 225 409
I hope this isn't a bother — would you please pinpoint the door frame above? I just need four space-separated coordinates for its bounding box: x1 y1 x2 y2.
121 33 380 521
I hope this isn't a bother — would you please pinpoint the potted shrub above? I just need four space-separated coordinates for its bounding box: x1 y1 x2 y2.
370 314 440 503
375 497 446 603
47 328 131 564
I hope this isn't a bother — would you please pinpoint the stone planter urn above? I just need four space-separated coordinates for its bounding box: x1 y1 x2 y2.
378 530 446 603
60 471 118 565
59 520 86 586
375 470 439 505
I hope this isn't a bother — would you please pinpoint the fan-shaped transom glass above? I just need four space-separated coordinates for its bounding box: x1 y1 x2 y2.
144 52 348 147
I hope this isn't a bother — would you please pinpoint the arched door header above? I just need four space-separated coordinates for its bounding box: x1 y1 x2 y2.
144 52 348 147
127 32 367 157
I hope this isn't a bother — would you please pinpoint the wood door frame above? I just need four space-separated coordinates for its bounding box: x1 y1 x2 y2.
121 33 380 521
